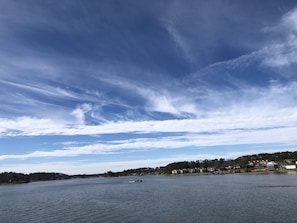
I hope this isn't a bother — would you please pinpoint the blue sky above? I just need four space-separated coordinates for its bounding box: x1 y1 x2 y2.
1 0 297 174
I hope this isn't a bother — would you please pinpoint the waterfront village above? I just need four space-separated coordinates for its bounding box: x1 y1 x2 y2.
2 151 297 184
108 151 297 177
169 159 297 175
103 152 297 177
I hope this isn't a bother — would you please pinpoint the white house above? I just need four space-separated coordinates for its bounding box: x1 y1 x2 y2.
284 165 296 170
267 161 278 167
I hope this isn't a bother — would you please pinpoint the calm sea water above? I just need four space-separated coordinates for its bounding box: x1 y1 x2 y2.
1 173 297 223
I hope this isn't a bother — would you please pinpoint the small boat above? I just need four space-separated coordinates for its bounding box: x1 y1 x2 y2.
129 179 142 183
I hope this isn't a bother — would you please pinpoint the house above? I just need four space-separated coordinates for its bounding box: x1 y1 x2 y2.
171 169 178 174
284 165 296 170
267 161 278 167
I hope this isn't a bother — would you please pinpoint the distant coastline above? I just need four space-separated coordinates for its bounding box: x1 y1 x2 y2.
1 150 297 184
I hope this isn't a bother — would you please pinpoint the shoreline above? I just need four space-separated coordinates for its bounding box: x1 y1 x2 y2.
1 170 297 186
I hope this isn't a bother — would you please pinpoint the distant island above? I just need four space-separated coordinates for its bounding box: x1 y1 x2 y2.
0 172 71 185
1 151 297 184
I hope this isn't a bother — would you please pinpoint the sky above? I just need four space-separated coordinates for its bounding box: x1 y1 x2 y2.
1 0 297 174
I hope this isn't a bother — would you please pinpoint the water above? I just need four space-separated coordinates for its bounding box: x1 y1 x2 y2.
1 173 297 223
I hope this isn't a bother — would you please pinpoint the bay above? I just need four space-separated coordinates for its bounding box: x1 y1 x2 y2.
1 173 297 223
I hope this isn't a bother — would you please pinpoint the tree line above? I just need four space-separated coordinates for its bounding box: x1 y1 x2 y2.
0 172 70 184
2 151 297 183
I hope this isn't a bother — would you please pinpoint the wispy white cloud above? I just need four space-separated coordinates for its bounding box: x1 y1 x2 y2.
261 42 297 68
0 80 77 100
0 116 66 136
95 75 198 118
137 88 190 117
71 104 92 125
280 7 297 33
261 8 297 68
0 79 296 136
165 24 193 63
1 119 297 161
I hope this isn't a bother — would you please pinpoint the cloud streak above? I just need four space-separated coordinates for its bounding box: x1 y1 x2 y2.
3 77 297 132
1 124 297 161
